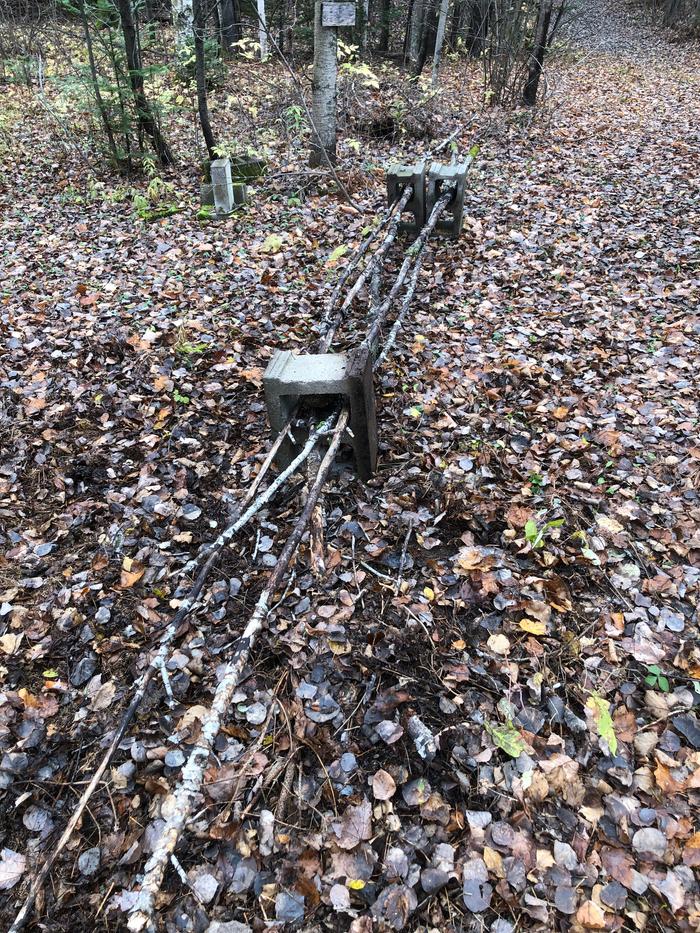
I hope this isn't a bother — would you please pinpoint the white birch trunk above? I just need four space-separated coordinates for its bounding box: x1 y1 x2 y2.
431 0 450 85
257 0 268 59
173 0 194 51
362 0 370 48
309 0 338 166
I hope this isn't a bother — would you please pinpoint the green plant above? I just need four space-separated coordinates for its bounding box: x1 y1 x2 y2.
176 35 225 87
173 389 190 405
283 104 305 134
529 472 544 491
524 517 564 549
644 665 670 692
133 171 179 221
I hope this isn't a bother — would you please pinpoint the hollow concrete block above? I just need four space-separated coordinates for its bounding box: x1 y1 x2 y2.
426 162 468 238
386 161 426 236
263 347 377 480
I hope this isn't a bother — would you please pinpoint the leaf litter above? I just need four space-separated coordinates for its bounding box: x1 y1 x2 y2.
1 0 700 930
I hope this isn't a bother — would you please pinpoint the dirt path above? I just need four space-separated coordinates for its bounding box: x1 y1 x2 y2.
1 3 699 931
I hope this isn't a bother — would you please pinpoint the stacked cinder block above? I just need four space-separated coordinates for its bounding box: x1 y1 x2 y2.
387 160 469 238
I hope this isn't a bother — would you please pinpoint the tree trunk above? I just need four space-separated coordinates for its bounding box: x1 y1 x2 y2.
219 0 242 54
403 0 415 61
431 0 450 84
466 0 488 57
379 0 391 50
412 0 437 76
361 0 370 49
280 0 296 55
522 0 552 106
408 0 425 71
172 0 194 51
309 0 337 166
193 0 217 158
79 0 120 166
257 0 268 59
116 0 174 164
449 0 465 48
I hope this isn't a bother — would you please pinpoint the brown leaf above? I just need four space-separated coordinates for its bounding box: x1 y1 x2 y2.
333 799 372 850
372 770 396 801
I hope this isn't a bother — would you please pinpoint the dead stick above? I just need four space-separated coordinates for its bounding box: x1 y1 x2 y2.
6 415 334 933
7 674 153 933
320 184 413 346
127 408 349 933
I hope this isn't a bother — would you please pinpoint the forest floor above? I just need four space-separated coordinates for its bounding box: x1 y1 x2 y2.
1 0 700 930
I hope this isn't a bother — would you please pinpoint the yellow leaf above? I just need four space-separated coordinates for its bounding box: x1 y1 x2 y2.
423 587 435 601
347 879 365 890
586 693 618 755
329 640 351 655
519 618 546 635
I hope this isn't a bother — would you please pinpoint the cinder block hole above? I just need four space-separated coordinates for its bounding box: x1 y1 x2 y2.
433 180 456 203
400 210 416 226
293 393 342 421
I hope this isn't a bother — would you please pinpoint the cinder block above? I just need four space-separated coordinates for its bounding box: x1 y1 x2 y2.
426 162 468 238
386 161 426 236
263 347 377 480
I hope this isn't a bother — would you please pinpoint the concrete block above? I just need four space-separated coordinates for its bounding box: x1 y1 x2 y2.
200 182 214 207
426 162 468 238
263 347 377 480
386 161 426 236
232 180 248 206
210 157 234 216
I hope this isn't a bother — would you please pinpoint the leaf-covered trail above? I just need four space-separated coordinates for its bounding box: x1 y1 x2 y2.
1 1 700 930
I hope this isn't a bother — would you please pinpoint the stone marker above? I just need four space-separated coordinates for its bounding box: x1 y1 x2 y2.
210 157 235 217
426 162 468 238
263 346 377 480
386 161 426 236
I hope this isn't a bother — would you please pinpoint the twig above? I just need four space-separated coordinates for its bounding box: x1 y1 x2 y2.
363 185 456 359
7 414 335 933
320 183 413 347
127 407 350 933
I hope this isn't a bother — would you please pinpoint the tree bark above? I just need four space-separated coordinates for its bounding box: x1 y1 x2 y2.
309 0 337 166
257 0 268 59
449 0 465 48
412 0 438 76
193 0 217 158
379 0 391 50
466 0 488 57
522 0 552 106
219 0 242 53
116 0 174 164
431 0 450 84
79 0 120 166
280 0 296 55
361 0 370 49
408 0 425 71
172 0 194 51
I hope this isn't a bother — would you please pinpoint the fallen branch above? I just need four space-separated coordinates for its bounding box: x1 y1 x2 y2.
7 414 335 933
320 183 413 348
127 407 350 933
363 185 455 359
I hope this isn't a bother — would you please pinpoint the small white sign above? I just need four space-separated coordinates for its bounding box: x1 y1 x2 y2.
322 2 356 26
